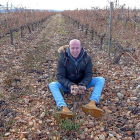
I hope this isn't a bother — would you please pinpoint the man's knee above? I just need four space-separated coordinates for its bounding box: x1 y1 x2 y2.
98 77 105 84
101 77 105 82
49 82 57 88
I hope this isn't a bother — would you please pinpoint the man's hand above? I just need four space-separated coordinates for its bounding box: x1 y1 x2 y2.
78 85 86 94
70 85 79 95
70 85 86 95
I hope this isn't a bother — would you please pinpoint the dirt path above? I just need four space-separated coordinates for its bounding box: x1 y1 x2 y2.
0 13 140 140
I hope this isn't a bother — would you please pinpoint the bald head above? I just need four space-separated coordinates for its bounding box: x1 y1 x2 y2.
69 39 81 47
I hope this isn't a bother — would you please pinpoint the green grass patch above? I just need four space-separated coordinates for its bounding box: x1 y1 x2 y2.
0 92 4 99
58 30 69 35
60 118 84 133
53 107 84 133
13 31 20 37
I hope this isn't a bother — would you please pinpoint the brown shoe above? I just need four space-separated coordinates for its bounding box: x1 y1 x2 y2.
56 106 74 120
81 101 104 118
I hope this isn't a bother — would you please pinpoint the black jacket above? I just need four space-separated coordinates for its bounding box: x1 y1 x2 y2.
57 48 93 90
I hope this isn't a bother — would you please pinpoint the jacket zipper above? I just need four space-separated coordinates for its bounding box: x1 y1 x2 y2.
76 67 78 77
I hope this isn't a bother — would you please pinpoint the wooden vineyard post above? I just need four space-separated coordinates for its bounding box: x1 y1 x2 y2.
28 24 31 34
108 2 113 56
121 5 124 20
10 28 14 45
21 26 23 38
77 22 80 29
100 34 106 50
91 28 94 40
81 24 84 31
32 24 34 31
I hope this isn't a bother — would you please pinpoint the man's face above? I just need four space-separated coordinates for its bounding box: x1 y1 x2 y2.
69 41 82 58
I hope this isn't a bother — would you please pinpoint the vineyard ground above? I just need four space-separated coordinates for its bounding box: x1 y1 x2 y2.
0 13 140 140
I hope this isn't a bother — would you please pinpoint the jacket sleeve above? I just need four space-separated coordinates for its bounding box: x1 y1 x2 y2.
78 55 93 87
57 55 75 90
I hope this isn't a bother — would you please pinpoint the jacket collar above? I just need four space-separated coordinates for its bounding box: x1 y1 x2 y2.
65 47 85 66
66 47 85 61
